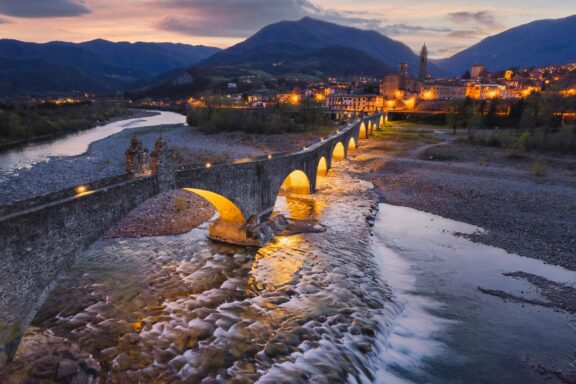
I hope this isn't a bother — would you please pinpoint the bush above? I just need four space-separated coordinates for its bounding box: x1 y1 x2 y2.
531 159 547 177
186 102 329 135
173 195 188 212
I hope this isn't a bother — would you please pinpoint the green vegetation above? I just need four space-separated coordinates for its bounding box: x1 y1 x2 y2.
531 159 548 177
186 100 330 134
0 101 128 147
449 93 576 153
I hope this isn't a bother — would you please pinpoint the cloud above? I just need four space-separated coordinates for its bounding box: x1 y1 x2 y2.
434 46 467 56
379 23 452 36
447 11 499 27
0 0 90 18
446 29 482 38
153 0 386 37
0 17 11 24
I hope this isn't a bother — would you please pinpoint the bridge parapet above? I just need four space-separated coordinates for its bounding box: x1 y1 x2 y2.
0 113 383 367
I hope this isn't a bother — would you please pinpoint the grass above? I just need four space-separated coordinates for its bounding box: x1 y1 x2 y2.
373 128 442 144
387 120 448 131
462 127 576 153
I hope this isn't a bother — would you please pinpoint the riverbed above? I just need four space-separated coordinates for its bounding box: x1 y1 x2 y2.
0 110 185 175
2 159 575 383
0 110 263 204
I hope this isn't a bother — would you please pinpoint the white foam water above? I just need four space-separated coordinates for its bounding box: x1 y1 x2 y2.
370 204 576 383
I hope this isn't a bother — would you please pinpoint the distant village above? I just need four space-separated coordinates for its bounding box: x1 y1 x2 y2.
36 44 576 119
172 45 576 116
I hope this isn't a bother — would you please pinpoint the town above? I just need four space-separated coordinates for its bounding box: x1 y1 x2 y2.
136 47 576 127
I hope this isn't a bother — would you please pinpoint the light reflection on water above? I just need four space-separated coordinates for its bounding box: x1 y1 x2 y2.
5 166 575 383
372 204 576 384
9 166 393 383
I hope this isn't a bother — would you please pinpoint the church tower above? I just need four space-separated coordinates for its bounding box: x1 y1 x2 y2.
419 43 429 80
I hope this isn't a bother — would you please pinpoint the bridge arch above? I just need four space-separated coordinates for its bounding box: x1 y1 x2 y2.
317 156 328 176
332 142 346 161
359 122 367 139
279 170 311 195
183 188 245 223
348 137 357 151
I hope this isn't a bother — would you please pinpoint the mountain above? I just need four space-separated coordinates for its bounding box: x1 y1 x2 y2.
201 17 440 77
0 57 118 96
437 14 576 75
0 39 220 95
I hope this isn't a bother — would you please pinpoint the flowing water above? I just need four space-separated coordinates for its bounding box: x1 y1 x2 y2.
0 110 185 176
5 162 575 383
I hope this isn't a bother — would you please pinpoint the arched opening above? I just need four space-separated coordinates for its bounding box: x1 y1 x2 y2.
317 156 328 176
368 121 373 135
380 114 385 128
348 137 357 151
280 170 311 195
359 122 367 139
183 188 245 223
332 142 345 161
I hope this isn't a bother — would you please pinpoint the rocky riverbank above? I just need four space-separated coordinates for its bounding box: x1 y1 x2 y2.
351 130 576 271
348 129 576 324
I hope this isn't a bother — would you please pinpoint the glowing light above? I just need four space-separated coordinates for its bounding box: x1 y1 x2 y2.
205 162 212 168
421 90 434 100
487 90 499 99
317 157 328 176
348 137 357 151
75 185 88 195
404 98 416 110
359 122 367 139
279 170 311 195
267 154 273 159
332 142 345 161
183 188 245 223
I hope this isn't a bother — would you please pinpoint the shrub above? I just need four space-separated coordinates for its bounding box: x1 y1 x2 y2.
531 159 547 177
173 195 188 213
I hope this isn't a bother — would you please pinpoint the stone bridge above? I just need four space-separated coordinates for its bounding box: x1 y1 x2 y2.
0 113 384 366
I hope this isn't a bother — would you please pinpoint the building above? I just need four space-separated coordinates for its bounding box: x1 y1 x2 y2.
466 83 508 100
420 81 467 100
400 63 409 77
419 44 429 80
325 94 384 113
380 64 423 100
471 65 487 80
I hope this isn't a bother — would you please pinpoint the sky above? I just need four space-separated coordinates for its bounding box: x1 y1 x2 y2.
0 0 574 58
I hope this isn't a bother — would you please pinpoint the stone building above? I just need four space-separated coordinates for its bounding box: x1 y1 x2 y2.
419 43 429 80
325 94 384 113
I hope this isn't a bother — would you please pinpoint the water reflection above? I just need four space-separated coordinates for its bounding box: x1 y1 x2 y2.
4 166 391 383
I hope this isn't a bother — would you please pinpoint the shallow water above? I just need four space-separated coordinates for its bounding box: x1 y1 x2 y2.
372 204 576 384
0 110 185 175
5 164 575 383
11 167 394 383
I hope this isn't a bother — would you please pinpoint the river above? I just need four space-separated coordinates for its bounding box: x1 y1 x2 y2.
0 110 185 176
3 159 574 383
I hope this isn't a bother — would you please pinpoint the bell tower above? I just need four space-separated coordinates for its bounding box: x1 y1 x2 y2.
419 43 429 80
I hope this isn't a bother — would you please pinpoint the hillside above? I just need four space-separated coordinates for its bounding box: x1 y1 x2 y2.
0 39 220 95
202 17 440 77
437 14 576 74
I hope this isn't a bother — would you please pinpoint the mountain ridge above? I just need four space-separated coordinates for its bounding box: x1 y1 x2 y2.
436 14 576 74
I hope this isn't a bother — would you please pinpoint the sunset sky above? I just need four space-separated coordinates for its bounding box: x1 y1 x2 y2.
0 0 573 58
